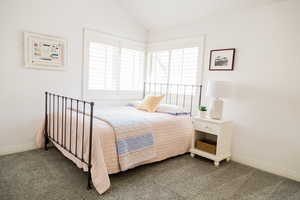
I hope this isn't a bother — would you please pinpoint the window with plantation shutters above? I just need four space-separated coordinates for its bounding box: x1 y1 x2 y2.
147 47 200 86
83 29 145 100
88 43 144 91
84 30 203 101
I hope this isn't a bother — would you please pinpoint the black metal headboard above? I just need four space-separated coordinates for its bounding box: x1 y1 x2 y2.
142 82 202 115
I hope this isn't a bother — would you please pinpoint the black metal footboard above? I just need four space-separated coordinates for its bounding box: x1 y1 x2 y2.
44 92 94 189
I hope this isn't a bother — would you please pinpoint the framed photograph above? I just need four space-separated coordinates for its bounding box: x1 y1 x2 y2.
209 48 235 71
24 32 67 70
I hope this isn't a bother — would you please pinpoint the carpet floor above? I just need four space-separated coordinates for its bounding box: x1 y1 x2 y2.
0 148 300 200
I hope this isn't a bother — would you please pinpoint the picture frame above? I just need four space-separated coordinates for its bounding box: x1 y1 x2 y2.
24 32 67 70
209 48 235 71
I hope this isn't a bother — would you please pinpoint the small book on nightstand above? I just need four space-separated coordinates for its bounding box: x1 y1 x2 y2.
190 116 233 167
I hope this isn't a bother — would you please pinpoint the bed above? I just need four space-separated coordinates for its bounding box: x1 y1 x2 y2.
37 82 202 194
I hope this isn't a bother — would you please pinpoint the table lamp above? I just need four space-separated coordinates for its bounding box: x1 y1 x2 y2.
206 80 232 120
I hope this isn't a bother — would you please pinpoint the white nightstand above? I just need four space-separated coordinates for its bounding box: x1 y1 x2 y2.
190 117 233 167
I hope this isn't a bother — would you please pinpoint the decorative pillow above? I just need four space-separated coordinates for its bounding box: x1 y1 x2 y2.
137 95 164 112
156 104 190 115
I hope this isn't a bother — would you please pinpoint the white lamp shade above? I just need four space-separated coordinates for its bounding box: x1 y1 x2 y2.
206 80 232 98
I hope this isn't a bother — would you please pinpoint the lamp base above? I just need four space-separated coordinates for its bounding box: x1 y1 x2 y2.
208 98 223 120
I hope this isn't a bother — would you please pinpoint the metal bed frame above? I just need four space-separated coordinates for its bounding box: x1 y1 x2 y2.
44 92 94 189
44 82 202 190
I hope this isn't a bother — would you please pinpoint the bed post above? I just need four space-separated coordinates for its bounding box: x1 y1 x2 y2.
44 92 49 151
87 102 94 190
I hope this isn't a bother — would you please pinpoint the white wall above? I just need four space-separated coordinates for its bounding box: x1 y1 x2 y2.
0 0 146 155
149 0 300 181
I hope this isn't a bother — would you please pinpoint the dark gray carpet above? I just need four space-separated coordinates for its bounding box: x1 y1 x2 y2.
0 148 300 200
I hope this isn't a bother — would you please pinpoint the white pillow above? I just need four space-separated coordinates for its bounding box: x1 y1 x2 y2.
127 100 141 107
156 104 190 115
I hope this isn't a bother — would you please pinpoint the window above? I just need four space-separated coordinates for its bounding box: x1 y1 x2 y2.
83 30 145 100
84 30 204 101
146 38 203 109
88 44 144 91
147 47 200 85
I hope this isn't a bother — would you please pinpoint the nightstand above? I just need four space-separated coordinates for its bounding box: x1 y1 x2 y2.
190 117 233 167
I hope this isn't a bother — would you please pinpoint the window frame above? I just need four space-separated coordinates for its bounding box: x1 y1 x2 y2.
83 29 146 101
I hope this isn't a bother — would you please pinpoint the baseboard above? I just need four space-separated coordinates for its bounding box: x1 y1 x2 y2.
0 143 38 156
232 154 300 183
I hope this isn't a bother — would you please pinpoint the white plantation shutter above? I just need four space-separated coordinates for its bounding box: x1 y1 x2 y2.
88 42 120 90
120 48 145 91
169 47 199 85
147 47 200 86
147 51 170 84
84 30 145 100
88 43 144 91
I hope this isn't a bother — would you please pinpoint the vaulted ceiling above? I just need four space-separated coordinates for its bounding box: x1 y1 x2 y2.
116 0 283 31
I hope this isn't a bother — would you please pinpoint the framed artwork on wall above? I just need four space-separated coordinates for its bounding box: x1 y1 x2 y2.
209 48 235 71
24 32 67 70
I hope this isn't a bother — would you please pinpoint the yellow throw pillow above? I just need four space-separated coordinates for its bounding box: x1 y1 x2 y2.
137 95 164 112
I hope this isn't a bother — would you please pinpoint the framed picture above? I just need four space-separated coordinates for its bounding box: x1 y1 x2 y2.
209 48 235 71
24 32 67 70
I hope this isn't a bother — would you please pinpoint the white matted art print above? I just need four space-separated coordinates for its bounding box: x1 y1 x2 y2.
209 48 235 71
24 32 67 70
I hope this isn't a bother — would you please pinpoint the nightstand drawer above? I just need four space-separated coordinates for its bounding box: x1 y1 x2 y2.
194 121 220 135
